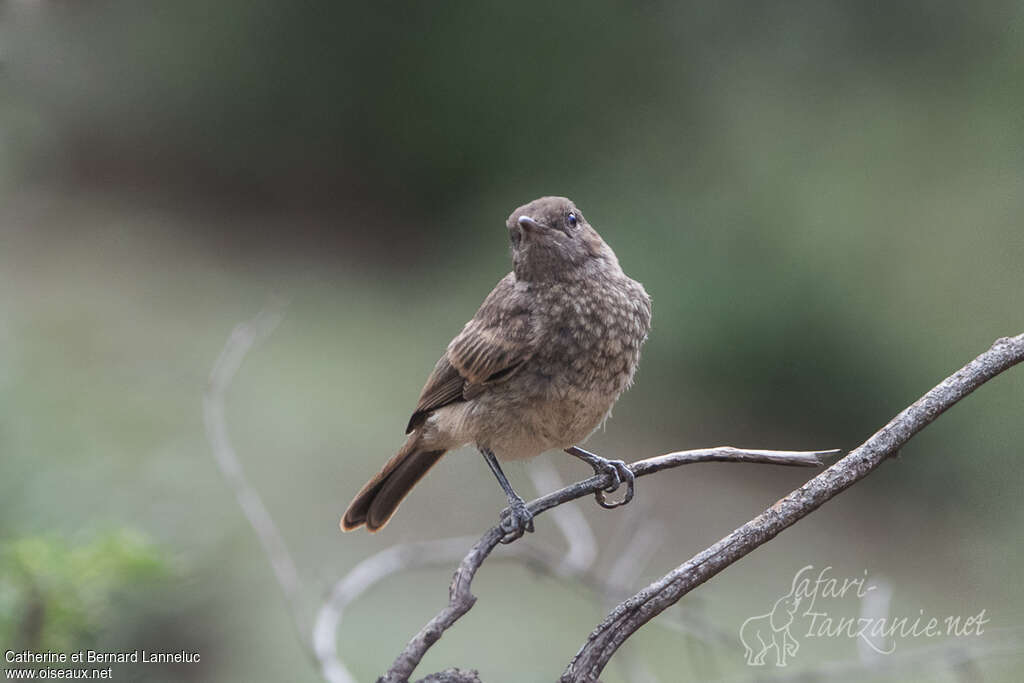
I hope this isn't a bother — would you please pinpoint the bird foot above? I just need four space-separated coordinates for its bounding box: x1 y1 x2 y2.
498 495 535 544
590 457 635 509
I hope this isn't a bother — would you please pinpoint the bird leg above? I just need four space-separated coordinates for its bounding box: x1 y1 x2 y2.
564 445 635 509
479 446 535 543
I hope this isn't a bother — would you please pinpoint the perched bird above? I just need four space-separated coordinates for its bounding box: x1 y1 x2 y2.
341 196 651 542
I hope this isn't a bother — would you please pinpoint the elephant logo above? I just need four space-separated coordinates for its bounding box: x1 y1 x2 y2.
739 574 803 666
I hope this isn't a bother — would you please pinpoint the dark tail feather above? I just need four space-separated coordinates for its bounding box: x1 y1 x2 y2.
341 437 446 532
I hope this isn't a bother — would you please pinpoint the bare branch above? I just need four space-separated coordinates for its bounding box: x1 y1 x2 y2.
382 446 834 682
561 333 1024 682
202 303 310 638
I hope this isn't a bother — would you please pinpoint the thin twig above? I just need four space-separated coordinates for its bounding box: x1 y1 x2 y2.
561 333 1024 682
382 446 834 682
202 304 310 641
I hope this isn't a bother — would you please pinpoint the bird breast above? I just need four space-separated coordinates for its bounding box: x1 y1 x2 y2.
531 275 650 398
429 271 651 461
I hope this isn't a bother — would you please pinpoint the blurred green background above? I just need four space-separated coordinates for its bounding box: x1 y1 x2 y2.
1 2 1022 681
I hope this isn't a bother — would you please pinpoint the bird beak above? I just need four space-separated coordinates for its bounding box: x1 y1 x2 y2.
517 215 544 233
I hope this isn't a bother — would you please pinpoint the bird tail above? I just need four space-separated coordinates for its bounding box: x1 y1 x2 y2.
340 434 446 533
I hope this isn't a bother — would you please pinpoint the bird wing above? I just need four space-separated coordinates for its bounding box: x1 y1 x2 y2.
406 273 532 433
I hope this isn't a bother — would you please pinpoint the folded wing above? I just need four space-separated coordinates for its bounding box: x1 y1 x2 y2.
406 273 533 433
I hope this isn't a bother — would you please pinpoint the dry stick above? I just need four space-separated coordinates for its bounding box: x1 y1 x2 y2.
561 333 1024 682
382 446 834 683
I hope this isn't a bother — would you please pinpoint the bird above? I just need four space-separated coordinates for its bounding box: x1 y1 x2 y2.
341 196 652 542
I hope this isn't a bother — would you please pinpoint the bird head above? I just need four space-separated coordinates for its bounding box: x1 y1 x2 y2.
506 196 619 282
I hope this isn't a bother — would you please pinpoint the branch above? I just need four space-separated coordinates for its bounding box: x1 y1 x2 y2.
561 333 1024 682
382 446 834 682
203 304 309 636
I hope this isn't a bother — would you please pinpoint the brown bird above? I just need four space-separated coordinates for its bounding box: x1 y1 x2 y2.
341 196 651 542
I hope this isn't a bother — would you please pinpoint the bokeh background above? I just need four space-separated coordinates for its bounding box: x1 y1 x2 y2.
2 2 1023 681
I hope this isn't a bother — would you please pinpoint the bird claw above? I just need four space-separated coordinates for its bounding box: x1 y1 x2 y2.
499 496 535 544
593 459 635 509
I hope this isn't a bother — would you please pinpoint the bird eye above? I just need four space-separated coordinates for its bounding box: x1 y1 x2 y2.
567 212 578 228
510 226 522 249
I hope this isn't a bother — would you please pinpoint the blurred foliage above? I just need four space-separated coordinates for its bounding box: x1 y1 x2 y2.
0 530 168 652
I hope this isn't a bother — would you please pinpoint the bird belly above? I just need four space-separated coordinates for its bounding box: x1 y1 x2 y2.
469 387 616 461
